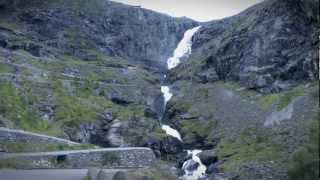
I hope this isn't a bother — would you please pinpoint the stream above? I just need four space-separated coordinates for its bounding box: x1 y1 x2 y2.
160 26 206 180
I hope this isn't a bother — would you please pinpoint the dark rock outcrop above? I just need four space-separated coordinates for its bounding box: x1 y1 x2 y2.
198 150 218 166
165 0 319 179
170 0 319 93
182 159 199 172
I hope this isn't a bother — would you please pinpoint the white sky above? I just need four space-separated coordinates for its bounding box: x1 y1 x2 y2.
111 0 264 22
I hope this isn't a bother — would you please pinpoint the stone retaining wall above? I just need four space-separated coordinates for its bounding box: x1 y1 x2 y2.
0 127 78 145
0 148 156 169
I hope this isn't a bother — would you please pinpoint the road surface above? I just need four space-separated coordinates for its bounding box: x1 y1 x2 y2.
0 169 131 180
0 169 88 180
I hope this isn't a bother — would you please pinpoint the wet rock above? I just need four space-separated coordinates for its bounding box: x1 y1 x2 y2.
182 159 199 172
198 150 218 166
206 164 219 174
160 136 184 155
24 42 42 57
0 39 7 48
175 151 190 168
110 95 133 105
144 108 158 119
142 137 161 157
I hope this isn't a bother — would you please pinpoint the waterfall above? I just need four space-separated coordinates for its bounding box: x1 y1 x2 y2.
160 26 207 179
167 26 201 69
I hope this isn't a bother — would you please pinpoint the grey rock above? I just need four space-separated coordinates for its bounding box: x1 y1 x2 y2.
112 171 127 180
107 120 125 147
171 0 318 92
198 150 218 166
206 164 219 175
182 159 199 172
160 136 184 155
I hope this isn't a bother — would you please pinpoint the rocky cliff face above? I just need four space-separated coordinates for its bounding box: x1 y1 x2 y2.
0 0 197 70
169 0 318 93
0 0 196 149
165 0 319 179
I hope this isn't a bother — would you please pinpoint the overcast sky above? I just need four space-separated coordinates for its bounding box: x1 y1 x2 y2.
112 0 264 22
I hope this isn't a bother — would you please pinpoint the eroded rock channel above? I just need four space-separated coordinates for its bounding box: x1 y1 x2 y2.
159 26 207 180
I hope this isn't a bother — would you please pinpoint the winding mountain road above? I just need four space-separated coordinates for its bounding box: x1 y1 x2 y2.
0 169 133 180
0 169 88 180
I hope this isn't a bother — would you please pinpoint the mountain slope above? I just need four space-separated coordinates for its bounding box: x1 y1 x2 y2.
0 0 196 149
170 0 318 93
165 0 319 179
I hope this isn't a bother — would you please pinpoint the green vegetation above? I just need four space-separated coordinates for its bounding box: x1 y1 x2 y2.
0 19 19 31
0 63 14 74
20 0 106 16
180 120 215 140
115 104 145 121
170 99 191 113
216 128 280 171
0 81 51 133
0 160 18 169
53 80 99 126
198 86 209 98
0 142 95 153
260 85 306 111
137 160 177 180
287 117 319 180
219 81 258 99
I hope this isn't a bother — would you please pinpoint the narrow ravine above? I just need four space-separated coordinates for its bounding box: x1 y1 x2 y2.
160 26 206 180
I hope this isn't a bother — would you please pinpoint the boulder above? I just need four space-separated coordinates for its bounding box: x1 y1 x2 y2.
198 150 218 166
206 164 219 175
160 136 184 154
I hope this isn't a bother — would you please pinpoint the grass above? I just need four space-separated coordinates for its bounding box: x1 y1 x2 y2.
53 80 99 126
19 0 107 17
216 128 280 171
0 142 95 153
287 116 319 180
0 20 20 32
218 81 258 99
180 120 215 140
0 63 14 74
260 85 306 111
0 81 51 133
136 160 177 180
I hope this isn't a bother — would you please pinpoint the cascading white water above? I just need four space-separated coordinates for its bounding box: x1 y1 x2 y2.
167 26 201 69
160 26 206 180
160 86 182 141
161 86 173 105
182 150 207 180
